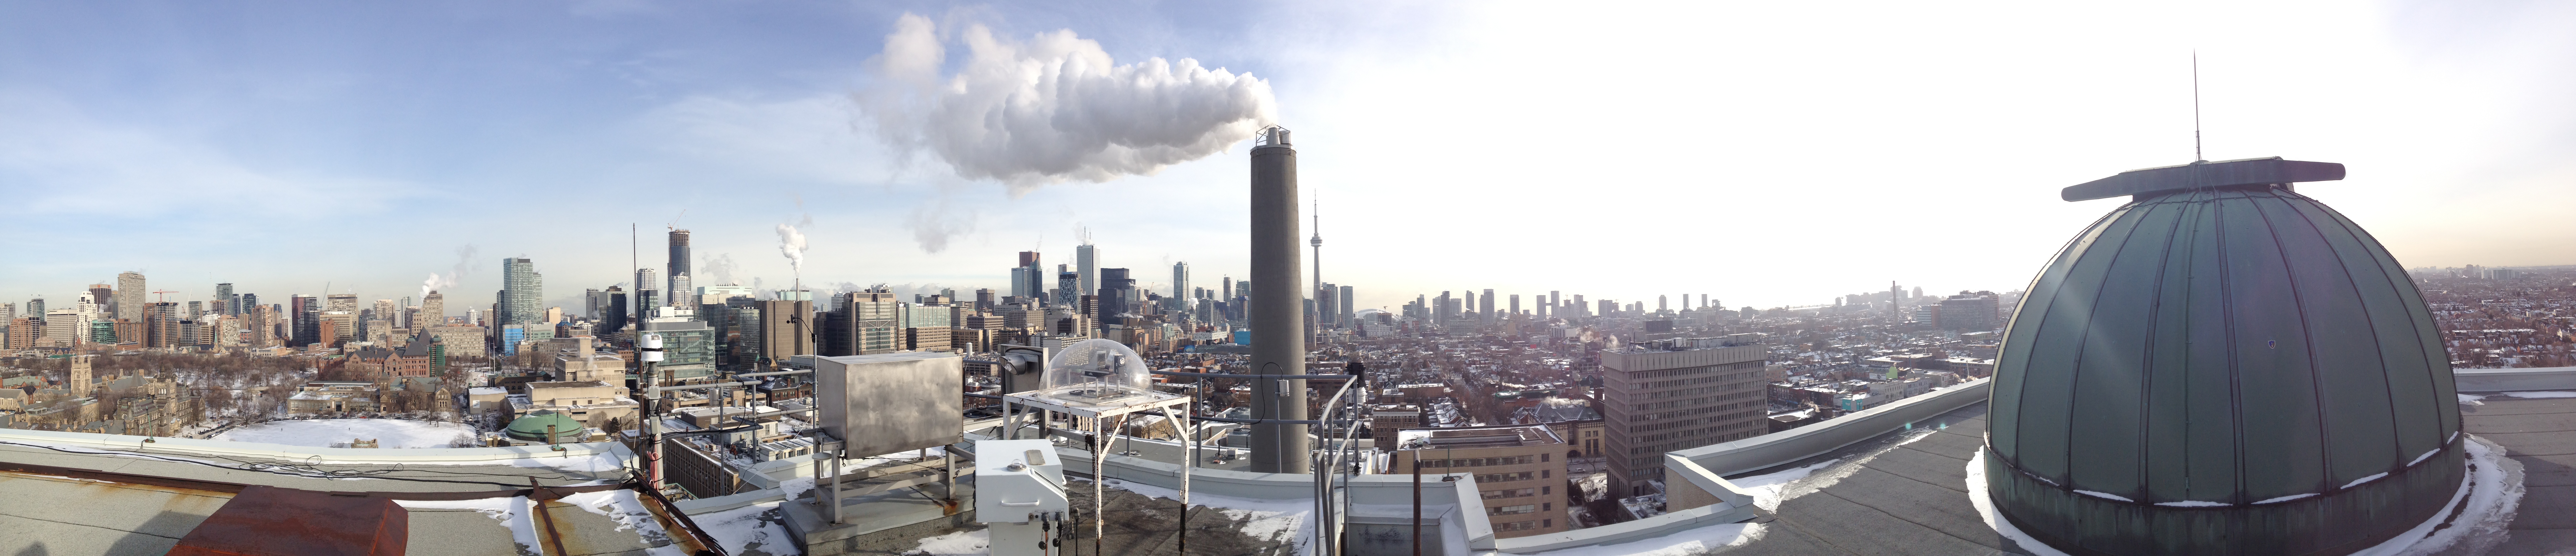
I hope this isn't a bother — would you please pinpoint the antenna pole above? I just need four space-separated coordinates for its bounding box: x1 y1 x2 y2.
2192 51 2204 162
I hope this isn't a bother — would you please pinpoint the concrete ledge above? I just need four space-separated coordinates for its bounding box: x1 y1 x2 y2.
673 488 788 514
2455 366 2576 392
0 428 630 466
1671 377 1992 477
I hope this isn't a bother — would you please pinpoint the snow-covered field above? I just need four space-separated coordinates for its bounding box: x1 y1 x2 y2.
213 419 477 448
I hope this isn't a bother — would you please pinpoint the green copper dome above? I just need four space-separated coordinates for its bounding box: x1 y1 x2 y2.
505 410 586 442
1986 161 2463 556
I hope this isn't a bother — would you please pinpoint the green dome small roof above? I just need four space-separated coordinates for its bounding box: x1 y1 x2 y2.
505 410 585 441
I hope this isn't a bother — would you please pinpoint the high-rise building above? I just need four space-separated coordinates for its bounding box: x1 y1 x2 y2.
214 283 236 315
1314 282 1339 328
1013 251 1044 301
1481 289 1496 323
1056 266 1078 307
1340 285 1355 327
669 273 692 310
289 295 320 347
1097 268 1134 324
1171 262 1191 304
668 228 691 281
598 287 627 334
585 289 603 320
821 290 899 356
641 305 715 385
1075 242 1099 297
501 257 543 326
634 268 661 313
419 292 445 329
1602 337 1770 496
115 272 145 320
1509 294 1521 316
751 299 812 366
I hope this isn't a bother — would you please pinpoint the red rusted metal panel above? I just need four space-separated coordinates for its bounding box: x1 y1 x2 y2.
167 485 408 556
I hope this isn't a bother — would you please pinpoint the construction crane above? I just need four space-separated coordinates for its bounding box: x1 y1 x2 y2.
152 290 181 303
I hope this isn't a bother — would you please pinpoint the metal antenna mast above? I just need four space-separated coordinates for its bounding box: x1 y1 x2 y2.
2193 51 2204 162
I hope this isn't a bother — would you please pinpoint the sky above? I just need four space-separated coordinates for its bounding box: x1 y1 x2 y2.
4 0 2574 318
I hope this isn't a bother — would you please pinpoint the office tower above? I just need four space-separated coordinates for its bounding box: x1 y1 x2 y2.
1603 337 1770 496
213 283 235 315
372 299 396 326
1012 251 1044 301
598 287 626 334
400 296 413 325
1340 285 1355 327
1658 295 1667 312
419 291 445 328
1097 268 1134 323
87 285 113 315
115 272 145 320
24 299 40 324
1888 281 1903 319
1314 283 1339 328
820 289 899 356
289 295 319 346
1247 125 1307 474
1481 289 1496 323
1510 294 1521 315
1056 266 1078 307
1572 295 1586 317
668 228 691 280
1075 242 1099 297
1171 262 1191 305
752 299 813 366
1221 277 1234 300
634 268 660 312
669 274 692 310
974 288 996 313
585 289 602 319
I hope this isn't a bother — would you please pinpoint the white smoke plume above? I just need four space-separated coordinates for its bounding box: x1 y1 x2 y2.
777 206 812 277
857 13 1280 195
700 253 739 285
905 193 977 253
420 245 480 298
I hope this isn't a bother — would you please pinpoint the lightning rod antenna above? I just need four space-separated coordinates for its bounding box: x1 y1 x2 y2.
2193 51 2204 162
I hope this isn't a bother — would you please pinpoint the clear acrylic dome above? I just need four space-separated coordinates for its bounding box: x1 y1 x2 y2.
1033 339 1154 407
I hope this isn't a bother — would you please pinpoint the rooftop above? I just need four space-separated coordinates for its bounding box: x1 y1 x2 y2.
1395 424 1561 450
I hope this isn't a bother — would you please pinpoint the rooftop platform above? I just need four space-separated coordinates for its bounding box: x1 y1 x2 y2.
1716 394 2575 556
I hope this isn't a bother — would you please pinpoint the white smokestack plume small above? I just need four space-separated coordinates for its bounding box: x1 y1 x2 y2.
857 13 1280 195
420 245 480 298
776 219 810 274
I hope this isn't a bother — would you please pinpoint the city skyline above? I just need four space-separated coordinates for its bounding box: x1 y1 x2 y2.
8 1 2576 315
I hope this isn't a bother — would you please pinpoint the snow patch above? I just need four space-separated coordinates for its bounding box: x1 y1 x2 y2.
2499 390 2576 399
2153 500 2229 507
1096 478 1312 554
558 489 687 555
1963 451 2073 556
2254 493 2316 505
213 419 477 448
2341 472 2389 490
907 529 990 555
2343 435 2524 556
2456 394 2485 405
2410 448 2443 467
689 501 793 556
2074 490 2134 503
1725 459 1839 512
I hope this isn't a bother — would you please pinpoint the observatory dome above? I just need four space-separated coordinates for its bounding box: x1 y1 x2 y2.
1986 161 2463 556
1030 339 1154 408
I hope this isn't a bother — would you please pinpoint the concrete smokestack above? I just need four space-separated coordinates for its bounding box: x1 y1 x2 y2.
1249 126 1308 474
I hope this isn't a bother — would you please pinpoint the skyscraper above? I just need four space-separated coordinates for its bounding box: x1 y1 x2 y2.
501 257 543 326
585 288 603 320
1075 242 1099 297
1055 265 1078 307
1509 294 1521 315
214 283 235 315
634 268 660 315
1012 251 1043 300
1481 289 1496 323
1097 268 1134 323
290 294 319 347
114 272 145 320
1170 261 1190 307
668 228 691 282
1339 285 1354 327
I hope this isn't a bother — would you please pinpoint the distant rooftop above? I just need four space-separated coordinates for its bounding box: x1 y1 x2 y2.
1395 424 1561 450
